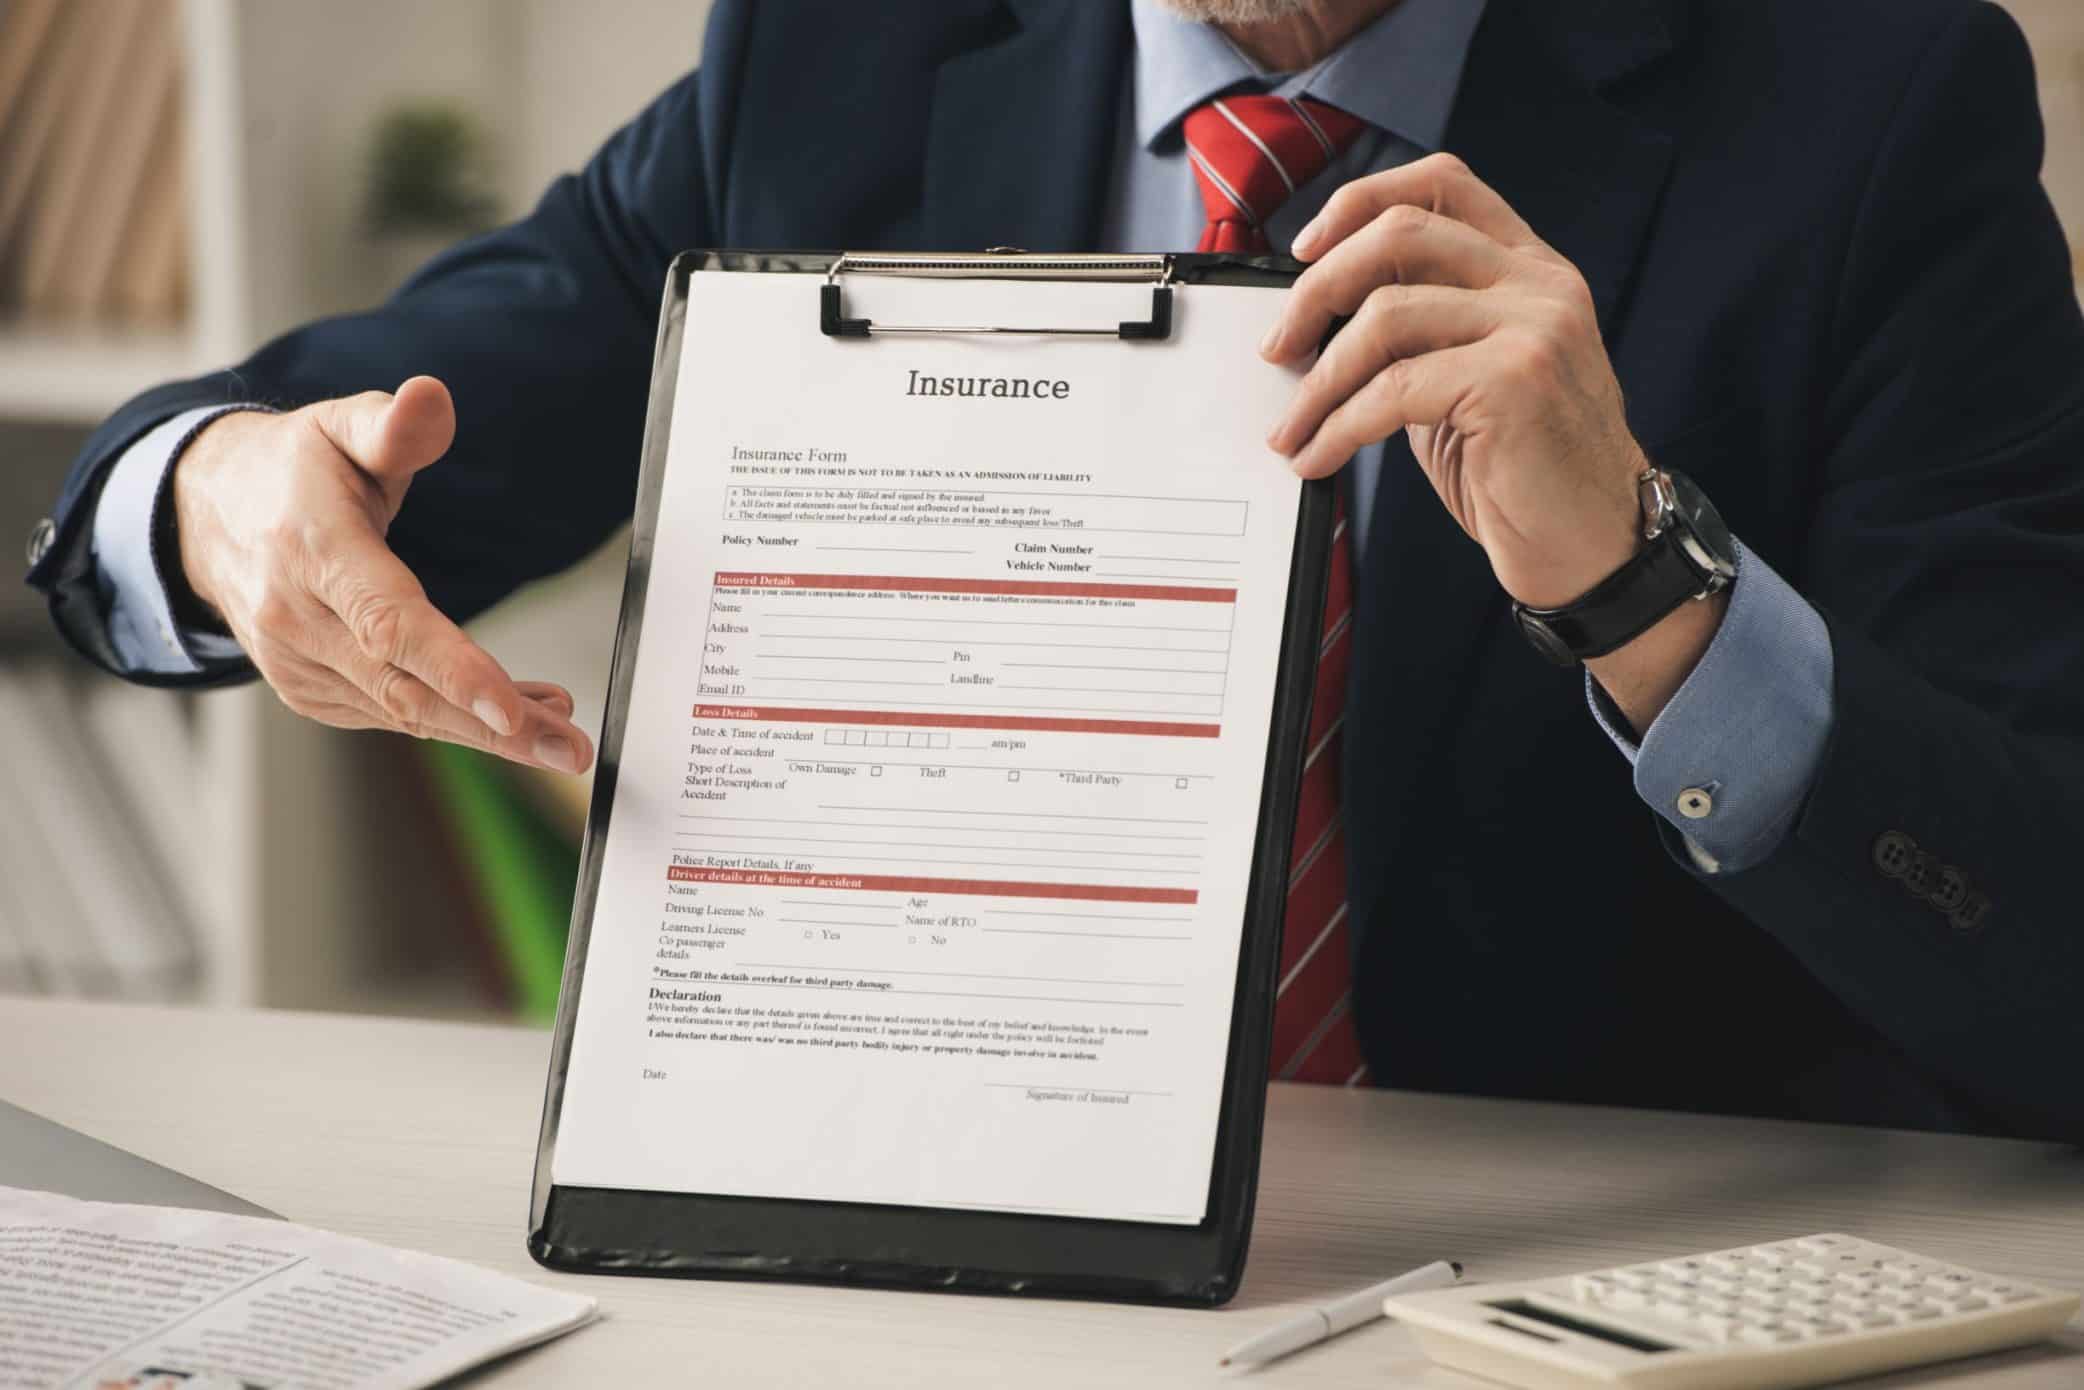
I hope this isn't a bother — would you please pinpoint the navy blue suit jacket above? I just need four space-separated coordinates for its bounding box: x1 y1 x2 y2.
30 0 2084 1139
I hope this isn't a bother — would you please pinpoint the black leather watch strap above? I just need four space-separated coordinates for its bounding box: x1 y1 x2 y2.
1513 534 1706 665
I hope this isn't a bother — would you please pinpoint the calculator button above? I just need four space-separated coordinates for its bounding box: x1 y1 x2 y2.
1738 1323 1801 1345
1703 1254 1748 1276
1660 1260 1710 1278
1938 1295 1991 1313
1751 1248 1794 1269
1794 1236 1854 1254
1606 1289 1654 1311
1573 1275 1620 1299
1694 1315 1743 1343
1850 1311 1896 1330
1896 1303 1945 1322
1612 1269 1656 1291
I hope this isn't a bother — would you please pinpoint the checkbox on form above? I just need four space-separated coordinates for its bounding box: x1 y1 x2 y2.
1008 770 1020 782
1176 778 1189 789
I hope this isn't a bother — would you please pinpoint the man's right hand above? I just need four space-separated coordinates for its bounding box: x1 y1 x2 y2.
171 376 595 774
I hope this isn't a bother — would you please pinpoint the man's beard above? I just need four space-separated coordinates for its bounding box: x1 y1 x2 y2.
1153 0 1314 23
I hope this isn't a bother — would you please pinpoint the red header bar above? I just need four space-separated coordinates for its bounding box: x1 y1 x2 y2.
667 865 1197 905
690 704 1219 739
713 572 1235 604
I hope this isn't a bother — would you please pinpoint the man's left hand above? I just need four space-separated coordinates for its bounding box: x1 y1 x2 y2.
1260 152 1726 728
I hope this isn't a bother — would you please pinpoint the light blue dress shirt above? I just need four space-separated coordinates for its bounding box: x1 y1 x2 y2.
92 0 1834 872
92 403 255 672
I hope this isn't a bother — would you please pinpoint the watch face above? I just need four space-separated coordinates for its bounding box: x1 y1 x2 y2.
1664 469 1738 584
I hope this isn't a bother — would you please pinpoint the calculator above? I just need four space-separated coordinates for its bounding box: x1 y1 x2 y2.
1380 1235 2079 1390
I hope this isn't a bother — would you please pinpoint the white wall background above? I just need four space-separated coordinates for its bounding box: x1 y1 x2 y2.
500 0 713 209
2000 0 2084 281
223 0 713 344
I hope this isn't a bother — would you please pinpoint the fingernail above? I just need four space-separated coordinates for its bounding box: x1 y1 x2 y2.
1268 416 1297 455
473 698 514 737
535 734 578 774
1260 322 1283 358
1293 220 1323 257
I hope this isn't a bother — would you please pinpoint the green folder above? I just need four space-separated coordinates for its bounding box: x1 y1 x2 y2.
422 743 578 1022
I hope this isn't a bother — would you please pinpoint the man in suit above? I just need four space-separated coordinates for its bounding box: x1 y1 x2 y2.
27 0 2084 1138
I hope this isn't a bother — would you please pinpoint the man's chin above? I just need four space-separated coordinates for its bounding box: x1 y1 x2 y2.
1152 0 1314 24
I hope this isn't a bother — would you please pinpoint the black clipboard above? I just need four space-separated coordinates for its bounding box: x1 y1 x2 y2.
529 250 1336 1307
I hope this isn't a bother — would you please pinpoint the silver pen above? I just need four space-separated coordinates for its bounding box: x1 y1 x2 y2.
1220 1259 1464 1369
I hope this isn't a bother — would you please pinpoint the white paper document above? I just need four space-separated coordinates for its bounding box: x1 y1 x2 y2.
0 1186 595 1390
554 270 1309 1223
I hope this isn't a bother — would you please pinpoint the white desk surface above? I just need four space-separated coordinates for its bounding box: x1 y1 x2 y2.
1 997 2078 1388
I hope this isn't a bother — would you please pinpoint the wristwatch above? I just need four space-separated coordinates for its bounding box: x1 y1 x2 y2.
1512 466 1737 667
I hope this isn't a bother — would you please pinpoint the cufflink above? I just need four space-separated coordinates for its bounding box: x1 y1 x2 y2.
25 517 53 567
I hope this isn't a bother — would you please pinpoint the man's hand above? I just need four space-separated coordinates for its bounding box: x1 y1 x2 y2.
1259 153 1725 729
171 376 595 773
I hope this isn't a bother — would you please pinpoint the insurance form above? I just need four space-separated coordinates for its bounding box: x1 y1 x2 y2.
554 265 1312 1224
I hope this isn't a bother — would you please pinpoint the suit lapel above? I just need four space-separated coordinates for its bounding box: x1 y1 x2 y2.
923 0 1132 251
1354 0 1681 836
1447 0 1679 335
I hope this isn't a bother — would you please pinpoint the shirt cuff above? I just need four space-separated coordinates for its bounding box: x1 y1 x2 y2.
91 405 262 675
1585 541 1835 874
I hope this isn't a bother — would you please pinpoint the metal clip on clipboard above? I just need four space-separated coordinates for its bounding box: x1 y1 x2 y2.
819 250 1175 341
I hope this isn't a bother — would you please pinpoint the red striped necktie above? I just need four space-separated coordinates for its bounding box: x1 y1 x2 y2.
1183 94 1366 256
1184 94 1370 1085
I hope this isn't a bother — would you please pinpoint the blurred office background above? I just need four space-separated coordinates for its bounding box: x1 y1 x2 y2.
1 0 2079 1023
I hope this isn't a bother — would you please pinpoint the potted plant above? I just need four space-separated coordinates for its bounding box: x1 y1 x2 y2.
363 104 498 295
